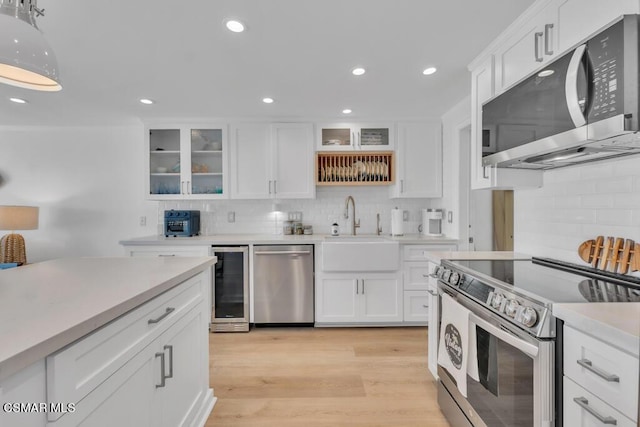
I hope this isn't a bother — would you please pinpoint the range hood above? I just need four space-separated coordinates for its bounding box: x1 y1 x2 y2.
483 115 640 170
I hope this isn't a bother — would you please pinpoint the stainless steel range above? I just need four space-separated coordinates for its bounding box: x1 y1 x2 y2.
435 257 640 427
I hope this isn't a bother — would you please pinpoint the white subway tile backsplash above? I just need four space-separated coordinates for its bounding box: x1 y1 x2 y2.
580 194 613 209
613 192 640 208
554 195 582 209
594 176 633 194
159 186 437 237
515 157 640 262
595 209 633 226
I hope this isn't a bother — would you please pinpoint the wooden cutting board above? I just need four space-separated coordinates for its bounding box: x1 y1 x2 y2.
578 236 640 274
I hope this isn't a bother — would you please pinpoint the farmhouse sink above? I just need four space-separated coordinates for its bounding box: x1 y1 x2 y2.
321 237 399 272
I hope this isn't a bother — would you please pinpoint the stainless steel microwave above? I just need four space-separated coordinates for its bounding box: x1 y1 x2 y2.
482 14 640 169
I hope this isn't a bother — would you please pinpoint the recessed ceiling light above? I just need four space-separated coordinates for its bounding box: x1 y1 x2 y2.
9 97 27 104
538 69 555 77
422 67 437 75
342 109 352 114
225 20 245 33
139 98 154 105
352 67 366 76
262 97 274 104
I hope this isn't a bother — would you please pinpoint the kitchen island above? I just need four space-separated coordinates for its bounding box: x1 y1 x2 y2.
0 256 216 427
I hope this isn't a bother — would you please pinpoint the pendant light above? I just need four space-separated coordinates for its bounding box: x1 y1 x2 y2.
0 0 61 91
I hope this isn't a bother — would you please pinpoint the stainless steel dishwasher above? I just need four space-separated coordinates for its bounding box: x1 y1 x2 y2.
253 245 314 325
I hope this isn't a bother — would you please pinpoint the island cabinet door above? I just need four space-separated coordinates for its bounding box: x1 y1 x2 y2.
156 304 207 427
49 346 156 427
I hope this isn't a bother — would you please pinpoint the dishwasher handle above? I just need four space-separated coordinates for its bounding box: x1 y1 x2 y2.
255 250 312 256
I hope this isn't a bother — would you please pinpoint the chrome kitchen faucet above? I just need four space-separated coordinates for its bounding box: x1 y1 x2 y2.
344 195 360 236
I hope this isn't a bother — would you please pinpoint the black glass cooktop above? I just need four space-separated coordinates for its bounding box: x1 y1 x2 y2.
447 258 640 304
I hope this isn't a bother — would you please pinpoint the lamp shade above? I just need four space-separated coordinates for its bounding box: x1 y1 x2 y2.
0 9 61 91
0 206 39 230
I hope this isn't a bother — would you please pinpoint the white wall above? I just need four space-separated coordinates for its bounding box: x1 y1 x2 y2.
0 125 157 262
514 155 640 265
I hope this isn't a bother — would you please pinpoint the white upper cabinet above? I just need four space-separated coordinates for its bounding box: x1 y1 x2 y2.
230 123 315 199
316 123 395 151
391 122 442 198
229 123 271 199
494 3 558 93
271 123 316 199
145 124 228 200
554 0 639 55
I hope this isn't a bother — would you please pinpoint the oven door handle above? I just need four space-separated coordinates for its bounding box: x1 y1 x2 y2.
469 313 539 358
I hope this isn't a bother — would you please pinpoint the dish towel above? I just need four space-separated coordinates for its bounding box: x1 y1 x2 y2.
438 293 479 397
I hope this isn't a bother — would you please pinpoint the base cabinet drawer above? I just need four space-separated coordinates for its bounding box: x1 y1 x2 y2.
403 291 429 323
46 275 205 419
563 325 639 421
564 377 636 427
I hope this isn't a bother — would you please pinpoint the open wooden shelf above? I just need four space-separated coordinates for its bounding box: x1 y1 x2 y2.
316 151 394 186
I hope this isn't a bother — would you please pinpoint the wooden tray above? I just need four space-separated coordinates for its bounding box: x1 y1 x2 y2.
578 236 640 274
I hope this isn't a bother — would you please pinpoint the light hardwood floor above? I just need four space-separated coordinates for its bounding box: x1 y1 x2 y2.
205 327 451 427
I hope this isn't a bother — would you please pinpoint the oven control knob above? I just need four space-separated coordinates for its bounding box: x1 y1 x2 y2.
505 299 520 318
491 293 505 309
449 272 460 286
520 307 538 328
442 269 452 282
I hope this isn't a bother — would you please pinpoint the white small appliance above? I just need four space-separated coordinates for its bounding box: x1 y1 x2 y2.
422 209 443 236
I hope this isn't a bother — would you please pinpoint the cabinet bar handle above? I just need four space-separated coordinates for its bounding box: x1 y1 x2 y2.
577 359 620 382
482 166 490 179
544 23 554 55
181 181 186 194
534 32 543 62
356 279 359 295
362 279 365 294
268 180 272 194
155 352 166 388
572 397 617 425
164 345 173 379
426 273 438 278
148 307 175 324
274 180 277 194
158 254 176 257
422 305 429 308
187 180 191 195
401 179 404 193
255 250 312 255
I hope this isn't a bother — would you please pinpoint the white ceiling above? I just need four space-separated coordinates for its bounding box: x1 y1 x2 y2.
0 0 535 126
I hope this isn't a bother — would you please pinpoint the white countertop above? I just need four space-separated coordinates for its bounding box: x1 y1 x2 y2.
120 233 460 246
0 256 216 381
423 251 532 264
554 303 640 356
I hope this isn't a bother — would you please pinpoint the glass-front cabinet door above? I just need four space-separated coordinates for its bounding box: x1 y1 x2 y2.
316 123 394 151
146 124 227 199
